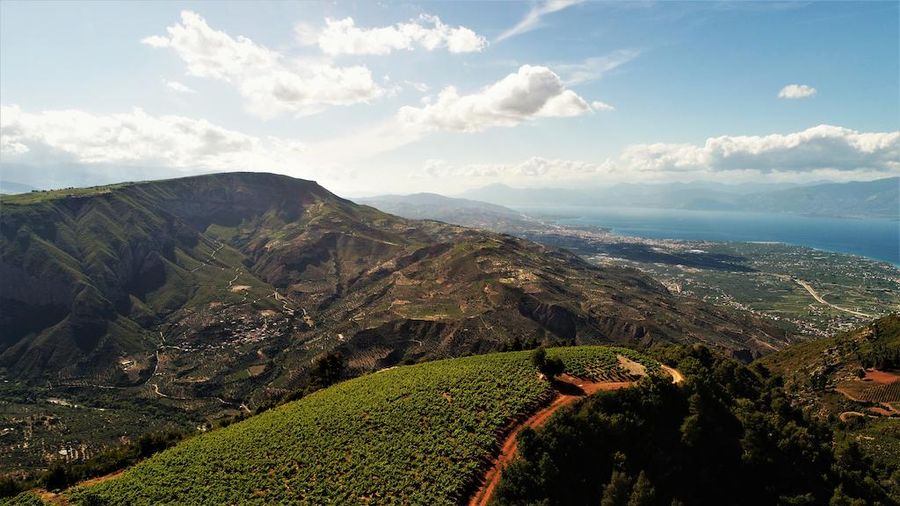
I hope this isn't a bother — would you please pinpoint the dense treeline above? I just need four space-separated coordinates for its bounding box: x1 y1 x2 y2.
493 345 898 506
856 317 900 370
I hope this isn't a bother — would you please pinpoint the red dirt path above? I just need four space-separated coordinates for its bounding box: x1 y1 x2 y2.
863 369 899 384
468 365 683 506
467 375 633 506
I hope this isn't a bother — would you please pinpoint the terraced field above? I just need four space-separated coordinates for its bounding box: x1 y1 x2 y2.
560 347 661 381
63 346 658 505
837 379 900 404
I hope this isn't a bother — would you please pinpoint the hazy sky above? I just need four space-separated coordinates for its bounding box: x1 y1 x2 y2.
1 0 898 195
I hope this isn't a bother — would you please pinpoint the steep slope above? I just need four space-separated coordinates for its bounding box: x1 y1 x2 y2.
0 173 786 420
0 173 793 474
1 173 787 387
759 314 900 417
68 347 660 505
0 173 414 382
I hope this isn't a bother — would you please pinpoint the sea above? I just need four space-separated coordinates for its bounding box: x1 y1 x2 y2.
513 206 900 266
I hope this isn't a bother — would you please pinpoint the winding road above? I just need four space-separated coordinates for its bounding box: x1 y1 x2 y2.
190 241 225 273
793 278 872 318
468 365 683 506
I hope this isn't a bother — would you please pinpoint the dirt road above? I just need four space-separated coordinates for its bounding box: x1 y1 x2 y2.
793 278 872 318
468 375 634 506
661 364 685 384
469 365 684 506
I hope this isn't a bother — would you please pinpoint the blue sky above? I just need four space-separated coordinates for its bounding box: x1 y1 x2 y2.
1 1 897 195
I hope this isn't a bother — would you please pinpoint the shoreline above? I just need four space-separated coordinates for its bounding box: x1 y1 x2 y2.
514 206 900 267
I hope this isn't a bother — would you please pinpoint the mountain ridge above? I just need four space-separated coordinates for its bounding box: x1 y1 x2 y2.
0 172 797 473
457 177 900 219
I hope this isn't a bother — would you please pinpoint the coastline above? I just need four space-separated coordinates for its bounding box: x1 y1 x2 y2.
514 205 900 267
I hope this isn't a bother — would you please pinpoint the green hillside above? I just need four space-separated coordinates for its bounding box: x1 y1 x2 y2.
759 315 900 485
1 172 787 474
67 346 658 505
490 344 898 505
759 314 900 415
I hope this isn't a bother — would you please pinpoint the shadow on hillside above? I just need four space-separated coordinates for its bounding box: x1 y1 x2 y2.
550 377 586 396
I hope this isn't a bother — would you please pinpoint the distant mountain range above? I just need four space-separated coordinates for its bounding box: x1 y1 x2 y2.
0 181 37 194
458 177 899 219
355 192 539 233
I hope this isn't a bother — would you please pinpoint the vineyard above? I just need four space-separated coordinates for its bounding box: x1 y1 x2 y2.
837 380 900 404
558 347 661 381
67 346 658 505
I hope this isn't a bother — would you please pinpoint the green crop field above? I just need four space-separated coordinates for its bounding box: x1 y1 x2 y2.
65 346 657 505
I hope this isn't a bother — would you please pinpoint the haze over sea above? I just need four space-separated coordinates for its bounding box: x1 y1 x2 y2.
515 206 900 266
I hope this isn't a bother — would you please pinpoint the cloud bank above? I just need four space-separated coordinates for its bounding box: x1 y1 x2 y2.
621 125 899 173
4 103 895 189
0 105 305 172
409 125 899 187
143 11 383 118
421 157 612 179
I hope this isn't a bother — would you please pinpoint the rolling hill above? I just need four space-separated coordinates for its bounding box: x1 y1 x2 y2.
757 315 900 499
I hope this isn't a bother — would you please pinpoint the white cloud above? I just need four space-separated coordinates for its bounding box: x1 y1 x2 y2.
555 50 641 85
307 15 486 56
0 104 306 171
398 65 591 132
620 125 899 173
4 104 896 194
142 11 383 118
591 101 615 111
497 0 581 42
412 125 900 187
778 84 817 99
164 80 196 94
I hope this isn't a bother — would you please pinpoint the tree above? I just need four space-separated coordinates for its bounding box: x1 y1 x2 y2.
309 352 346 390
530 347 564 378
43 464 69 491
601 471 634 506
829 486 866 506
531 347 547 369
541 357 564 378
627 471 656 506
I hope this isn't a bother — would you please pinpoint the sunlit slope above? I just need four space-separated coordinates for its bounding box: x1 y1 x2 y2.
72 346 658 505
1 172 787 391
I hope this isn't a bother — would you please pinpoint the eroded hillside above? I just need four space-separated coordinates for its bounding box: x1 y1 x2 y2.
0 173 790 472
